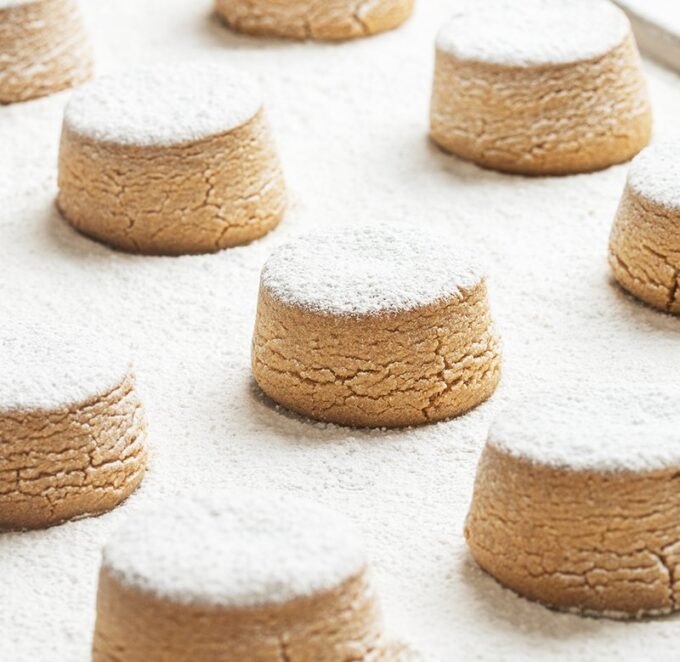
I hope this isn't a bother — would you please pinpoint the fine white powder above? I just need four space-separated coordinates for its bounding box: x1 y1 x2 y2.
63 63 262 147
0 322 130 413
627 141 680 210
488 385 680 472
3 1 680 661
615 0 680 38
103 491 367 607
261 225 482 316
0 0 32 8
436 0 630 66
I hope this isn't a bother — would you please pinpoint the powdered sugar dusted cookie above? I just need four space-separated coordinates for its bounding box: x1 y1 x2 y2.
57 64 286 255
252 226 501 428
430 0 651 175
93 491 386 661
214 0 413 41
0 0 93 103
465 385 680 618
609 142 680 314
0 323 147 530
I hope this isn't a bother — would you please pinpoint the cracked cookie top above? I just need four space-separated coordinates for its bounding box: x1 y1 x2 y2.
102 491 366 607
0 322 130 413
488 385 680 472
261 225 482 316
436 0 630 67
63 63 262 147
627 141 680 211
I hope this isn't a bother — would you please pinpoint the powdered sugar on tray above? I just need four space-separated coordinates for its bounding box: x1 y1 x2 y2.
436 0 630 66
0 0 32 8
63 63 262 146
627 141 680 209
614 0 680 38
3 1 680 661
261 225 481 315
0 322 130 412
488 385 680 471
103 491 366 606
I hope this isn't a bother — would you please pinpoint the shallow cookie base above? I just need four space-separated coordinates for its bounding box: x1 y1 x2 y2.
465 444 680 617
0 373 147 531
93 566 385 662
214 0 414 41
252 282 501 428
429 34 651 176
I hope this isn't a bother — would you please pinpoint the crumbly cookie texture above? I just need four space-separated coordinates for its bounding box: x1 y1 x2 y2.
93 492 387 661
0 325 147 530
465 385 680 618
0 0 93 104
252 227 501 428
430 0 651 175
609 142 680 314
57 65 286 255
214 0 414 41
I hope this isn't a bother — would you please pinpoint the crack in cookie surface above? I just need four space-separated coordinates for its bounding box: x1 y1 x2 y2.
0 373 147 530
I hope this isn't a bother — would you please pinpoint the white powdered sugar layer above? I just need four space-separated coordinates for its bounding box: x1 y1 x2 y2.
63 64 262 147
4 1 680 660
489 385 680 472
103 491 367 607
614 0 680 37
436 0 630 66
0 0 32 8
0 322 130 413
627 141 680 210
261 226 482 316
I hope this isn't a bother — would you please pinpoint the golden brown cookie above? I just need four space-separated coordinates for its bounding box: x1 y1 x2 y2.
93 492 387 661
214 0 413 41
0 324 147 530
0 0 93 104
465 386 680 618
609 142 680 314
57 64 286 255
252 226 501 428
430 0 651 175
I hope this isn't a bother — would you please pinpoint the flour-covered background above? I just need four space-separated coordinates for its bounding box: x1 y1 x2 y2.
2 1 680 659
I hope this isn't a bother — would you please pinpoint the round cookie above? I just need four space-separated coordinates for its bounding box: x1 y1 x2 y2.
0 324 147 530
429 0 652 175
214 0 413 41
251 226 501 428
57 64 286 256
0 0 93 104
609 142 680 314
465 386 680 618
92 491 386 661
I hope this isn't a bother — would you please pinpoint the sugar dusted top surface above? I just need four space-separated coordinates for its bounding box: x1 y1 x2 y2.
261 226 482 316
0 1 34 8
436 0 630 66
63 64 262 147
489 385 680 472
627 141 680 210
0 322 130 412
102 491 367 607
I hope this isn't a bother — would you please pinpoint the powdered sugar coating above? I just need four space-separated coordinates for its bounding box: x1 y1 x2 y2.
0 322 131 413
63 64 262 147
627 141 680 210
436 0 630 66
489 385 680 472
102 491 367 607
615 0 680 37
0 0 34 8
261 226 482 316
